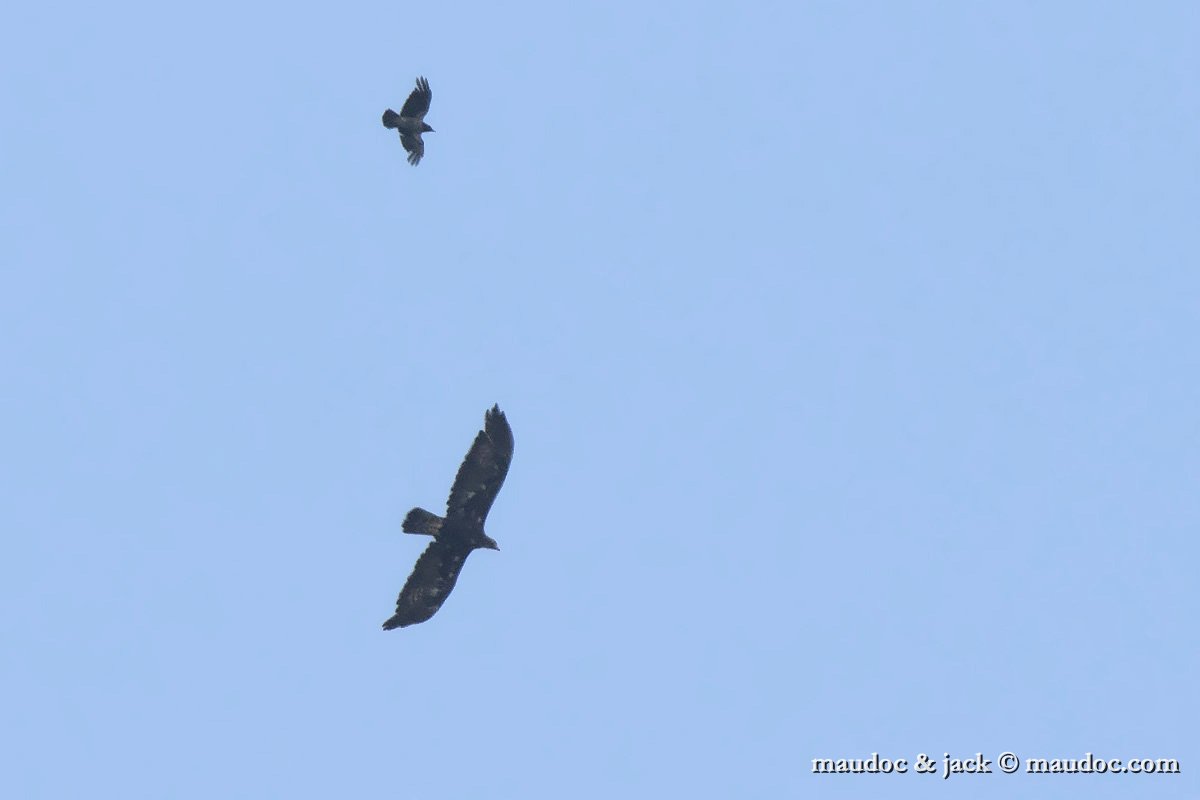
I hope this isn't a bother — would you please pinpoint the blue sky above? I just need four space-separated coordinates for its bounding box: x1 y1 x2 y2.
2 1 1197 797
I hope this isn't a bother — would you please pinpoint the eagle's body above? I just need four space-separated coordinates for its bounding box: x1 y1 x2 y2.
382 76 435 165
382 405 514 630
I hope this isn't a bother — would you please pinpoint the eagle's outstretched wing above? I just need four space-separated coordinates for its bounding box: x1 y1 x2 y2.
445 404 514 527
400 76 432 120
382 537 472 630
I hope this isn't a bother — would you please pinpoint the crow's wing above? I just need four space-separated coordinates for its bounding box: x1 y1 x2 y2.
400 132 424 165
400 76 432 120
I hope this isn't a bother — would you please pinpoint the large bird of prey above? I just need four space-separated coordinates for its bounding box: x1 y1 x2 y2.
382 76 435 165
382 405 514 630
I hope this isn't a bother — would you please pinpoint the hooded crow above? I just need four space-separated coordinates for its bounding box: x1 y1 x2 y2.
382 76 435 165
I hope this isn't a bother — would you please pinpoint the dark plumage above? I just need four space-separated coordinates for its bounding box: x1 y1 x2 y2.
382 76 435 165
382 405 514 630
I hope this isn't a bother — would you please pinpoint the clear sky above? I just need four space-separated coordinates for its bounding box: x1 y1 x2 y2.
2 2 1197 798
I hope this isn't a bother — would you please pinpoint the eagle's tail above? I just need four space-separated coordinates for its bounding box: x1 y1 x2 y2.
402 507 443 536
382 108 401 129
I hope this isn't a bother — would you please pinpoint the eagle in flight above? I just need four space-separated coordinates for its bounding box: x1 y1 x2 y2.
382 405 514 630
382 76 435 165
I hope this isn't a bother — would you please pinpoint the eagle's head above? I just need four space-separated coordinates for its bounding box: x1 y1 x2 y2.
480 534 499 551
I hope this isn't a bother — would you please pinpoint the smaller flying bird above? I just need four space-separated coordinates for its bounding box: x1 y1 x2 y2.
382 76 435 165
382 405 514 630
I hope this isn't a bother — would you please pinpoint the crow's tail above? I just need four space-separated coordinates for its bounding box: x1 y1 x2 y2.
382 109 400 128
